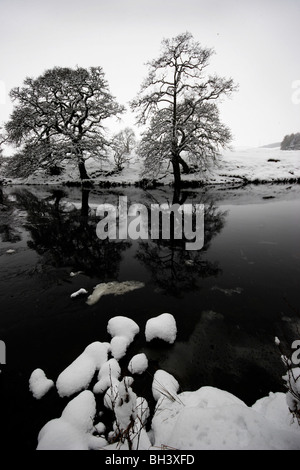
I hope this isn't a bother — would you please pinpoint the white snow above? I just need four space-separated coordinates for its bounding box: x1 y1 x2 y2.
70 288 88 298
37 390 107 450
152 369 180 402
93 358 121 394
56 341 110 397
107 316 140 360
274 336 281 346
29 368 54 399
86 281 144 306
34 314 300 450
128 353 148 375
145 313 177 344
70 271 84 277
150 384 300 450
4 147 300 187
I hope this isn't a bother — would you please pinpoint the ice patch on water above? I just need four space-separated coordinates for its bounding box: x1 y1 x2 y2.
86 281 144 306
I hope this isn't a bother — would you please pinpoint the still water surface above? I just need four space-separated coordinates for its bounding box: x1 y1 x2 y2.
0 184 300 449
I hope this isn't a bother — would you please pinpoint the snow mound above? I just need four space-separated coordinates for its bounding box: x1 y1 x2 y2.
37 390 107 450
56 342 110 397
151 382 300 450
93 358 121 394
152 369 180 402
128 353 148 375
145 313 177 344
29 368 54 399
107 316 140 359
34 313 300 450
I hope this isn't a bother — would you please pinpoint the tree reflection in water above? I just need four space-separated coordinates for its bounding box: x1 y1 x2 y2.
9 186 227 295
0 187 22 243
135 190 227 296
12 188 130 279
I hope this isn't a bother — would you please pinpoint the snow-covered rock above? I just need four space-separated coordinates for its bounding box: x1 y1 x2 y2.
56 342 110 397
145 313 177 344
128 353 148 375
29 368 54 399
37 390 107 450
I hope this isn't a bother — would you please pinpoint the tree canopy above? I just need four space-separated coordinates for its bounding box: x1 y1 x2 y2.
5 66 125 180
131 32 237 197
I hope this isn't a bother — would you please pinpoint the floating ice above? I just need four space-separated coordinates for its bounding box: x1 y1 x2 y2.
70 288 88 298
86 281 144 306
211 286 243 296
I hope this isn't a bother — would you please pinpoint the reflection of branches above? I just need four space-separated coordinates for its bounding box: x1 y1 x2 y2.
136 197 227 296
13 189 130 279
0 188 22 243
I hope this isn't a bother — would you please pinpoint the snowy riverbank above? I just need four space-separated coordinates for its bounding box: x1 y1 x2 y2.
30 310 300 450
2 147 300 187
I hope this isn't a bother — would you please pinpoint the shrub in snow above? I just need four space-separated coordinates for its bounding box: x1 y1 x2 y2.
98 358 121 380
93 358 121 394
145 313 177 344
152 369 180 403
29 368 54 399
275 337 300 425
103 377 120 410
283 367 300 425
128 353 148 375
107 377 151 450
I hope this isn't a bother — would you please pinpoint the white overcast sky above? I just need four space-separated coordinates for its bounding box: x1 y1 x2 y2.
0 0 299 147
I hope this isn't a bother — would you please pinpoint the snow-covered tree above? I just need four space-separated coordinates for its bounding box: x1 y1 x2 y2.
5 67 125 180
281 133 300 150
111 127 136 172
131 32 237 199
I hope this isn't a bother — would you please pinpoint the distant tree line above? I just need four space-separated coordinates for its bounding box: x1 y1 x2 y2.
281 133 300 150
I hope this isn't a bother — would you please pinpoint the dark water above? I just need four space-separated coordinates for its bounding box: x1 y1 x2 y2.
0 183 300 450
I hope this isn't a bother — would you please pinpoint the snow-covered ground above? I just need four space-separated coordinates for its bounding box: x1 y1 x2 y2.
31 312 300 450
2 147 300 186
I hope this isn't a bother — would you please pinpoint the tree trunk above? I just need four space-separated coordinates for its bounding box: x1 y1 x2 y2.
178 155 190 174
172 155 181 204
81 189 90 217
78 157 90 180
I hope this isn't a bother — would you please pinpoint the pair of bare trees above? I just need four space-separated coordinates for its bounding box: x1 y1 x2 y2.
3 32 237 188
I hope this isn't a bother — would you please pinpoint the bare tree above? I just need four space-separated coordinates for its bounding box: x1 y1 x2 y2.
131 32 237 200
111 127 136 172
5 67 125 180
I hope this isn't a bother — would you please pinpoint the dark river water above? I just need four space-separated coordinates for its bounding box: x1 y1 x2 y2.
0 183 300 450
